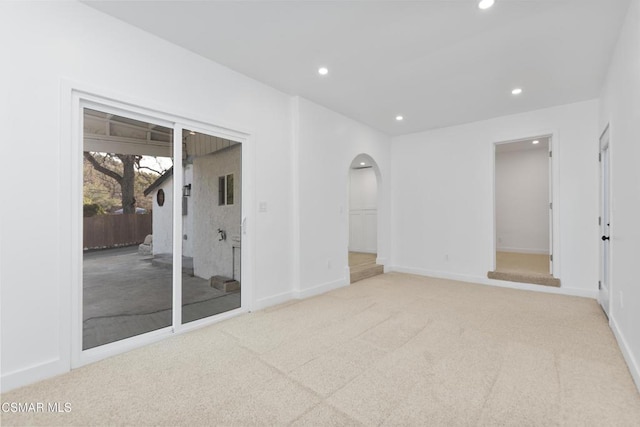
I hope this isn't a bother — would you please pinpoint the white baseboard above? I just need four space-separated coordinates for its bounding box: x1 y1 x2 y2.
610 316 640 393
497 247 549 255
293 277 348 300
253 290 295 311
388 265 597 299
1 358 68 393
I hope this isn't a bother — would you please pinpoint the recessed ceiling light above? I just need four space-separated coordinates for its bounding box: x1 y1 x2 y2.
532 140 540 144
318 67 329 76
512 88 523 95
478 0 495 10
396 115 404 121
360 162 366 166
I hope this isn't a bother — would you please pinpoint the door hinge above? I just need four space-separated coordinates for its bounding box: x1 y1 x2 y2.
549 202 553 210
549 151 552 158
598 280 602 290
550 254 553 262
599 216 602 226
599 152 602 162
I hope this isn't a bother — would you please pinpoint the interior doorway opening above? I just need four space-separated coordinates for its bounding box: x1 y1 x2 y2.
348 154 383 283
488 135 560 287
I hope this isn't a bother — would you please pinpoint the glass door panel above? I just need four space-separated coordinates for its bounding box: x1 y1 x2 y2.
82 108 174 349
181 129 242 324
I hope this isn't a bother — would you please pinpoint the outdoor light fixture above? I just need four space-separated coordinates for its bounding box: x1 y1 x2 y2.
532 140 540 145
189 131 196 135
396 115 404 121
512 88 523 95
478 0 495 10
183 184 191 197
318 67 329 75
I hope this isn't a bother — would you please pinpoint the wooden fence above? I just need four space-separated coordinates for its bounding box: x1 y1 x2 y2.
84 213 152 250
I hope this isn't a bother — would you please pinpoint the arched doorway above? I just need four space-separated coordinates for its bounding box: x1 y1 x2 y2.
348 154 384 283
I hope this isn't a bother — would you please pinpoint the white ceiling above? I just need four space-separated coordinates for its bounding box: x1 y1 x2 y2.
84 0 630 136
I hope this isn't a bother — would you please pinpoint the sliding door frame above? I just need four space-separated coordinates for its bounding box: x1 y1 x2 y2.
67 86 254 369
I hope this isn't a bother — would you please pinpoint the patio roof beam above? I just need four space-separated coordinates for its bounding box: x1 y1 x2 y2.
85 135 172 158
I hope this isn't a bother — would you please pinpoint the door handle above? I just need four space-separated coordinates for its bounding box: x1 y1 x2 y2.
601 235 610 241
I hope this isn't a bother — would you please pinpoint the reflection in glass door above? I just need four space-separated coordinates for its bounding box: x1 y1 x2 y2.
82 108 174 349
181 130 242 324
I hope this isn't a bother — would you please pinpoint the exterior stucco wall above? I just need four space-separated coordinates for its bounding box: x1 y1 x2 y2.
193 145 242 280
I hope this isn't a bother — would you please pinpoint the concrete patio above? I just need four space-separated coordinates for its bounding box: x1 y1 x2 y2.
83 246 240 349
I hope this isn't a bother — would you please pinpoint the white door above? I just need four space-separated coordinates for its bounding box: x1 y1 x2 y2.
599 126 611 318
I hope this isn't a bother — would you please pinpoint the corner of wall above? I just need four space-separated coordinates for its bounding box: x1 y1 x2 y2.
290 96 301 297
610 316 640 393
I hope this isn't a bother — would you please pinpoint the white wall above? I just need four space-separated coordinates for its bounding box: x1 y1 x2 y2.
193 145 242 280
294 98 391 298
152 177 175 256
599 0 640 390
495 146 549 254
349 168 378 253
0 1 294 391
391 100 599 295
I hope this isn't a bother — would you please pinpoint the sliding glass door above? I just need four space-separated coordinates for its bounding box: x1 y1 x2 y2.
80 104 243 352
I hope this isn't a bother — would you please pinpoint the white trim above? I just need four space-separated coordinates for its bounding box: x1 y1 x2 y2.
174 307 247 334
496 247 549 255
253 291 295 311
61 80 253 138
290 96 301 298
172 124 184 332
0 359 67 393
388 265 597 299
610 316 640 393
293 277 349 300
77 327 173 367
598 124 611 317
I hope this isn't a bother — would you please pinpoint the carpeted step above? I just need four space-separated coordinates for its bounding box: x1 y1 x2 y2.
350 264 384 283
487 270 561 287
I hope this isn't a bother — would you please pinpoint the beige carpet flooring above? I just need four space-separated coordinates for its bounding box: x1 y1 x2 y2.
2 273 640 426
